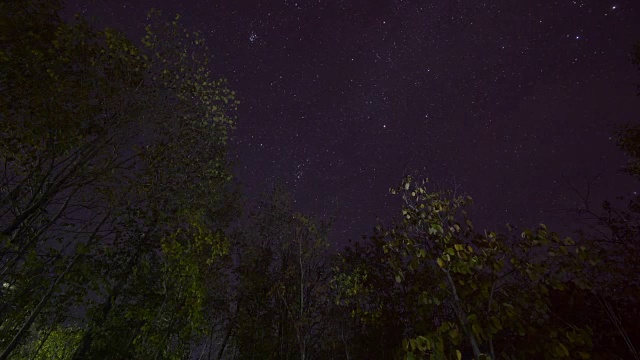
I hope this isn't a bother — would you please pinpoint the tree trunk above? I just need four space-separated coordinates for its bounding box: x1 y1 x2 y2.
216 305 239 360
444 269 482 358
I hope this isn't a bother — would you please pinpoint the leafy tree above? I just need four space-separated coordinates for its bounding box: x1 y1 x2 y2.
563 41 640 359
332 236 417 359
1 2 239 359
230 187 336 359
613 41 640 177
9 325 82 360
336 177 595 359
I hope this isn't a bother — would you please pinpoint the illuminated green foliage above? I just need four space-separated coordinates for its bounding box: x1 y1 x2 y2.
337 176 596 359
1 2 238 359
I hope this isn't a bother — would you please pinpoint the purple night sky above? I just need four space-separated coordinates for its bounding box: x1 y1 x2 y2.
63 0 640 246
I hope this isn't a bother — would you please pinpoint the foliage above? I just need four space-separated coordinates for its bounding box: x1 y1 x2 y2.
11 326 82 360
568 44 640 356
0 2 238 359
615 41 640 176
336 177 596 359
229 187 336 359
572 38 640 359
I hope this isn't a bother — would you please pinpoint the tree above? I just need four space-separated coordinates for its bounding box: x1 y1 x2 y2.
561 41 640 359
332 236 417 359
336 177 595 359
230 187 336 359
613 40 640 176
1 2 239 358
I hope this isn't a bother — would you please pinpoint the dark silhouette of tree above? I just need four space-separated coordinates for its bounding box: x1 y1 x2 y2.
1 2 239 359
228 187 336 359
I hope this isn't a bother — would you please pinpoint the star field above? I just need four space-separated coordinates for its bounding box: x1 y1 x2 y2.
64 0 640 245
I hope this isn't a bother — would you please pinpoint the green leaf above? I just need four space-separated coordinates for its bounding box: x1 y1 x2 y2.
456 350 462 360
490 316 502 330
472 323 481 337
417 336 428 352
556 342 570 357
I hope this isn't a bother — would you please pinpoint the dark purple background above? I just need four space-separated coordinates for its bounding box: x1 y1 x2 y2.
63 0 640 246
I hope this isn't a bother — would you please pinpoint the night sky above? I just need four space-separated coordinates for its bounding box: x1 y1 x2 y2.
64 0 640 246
